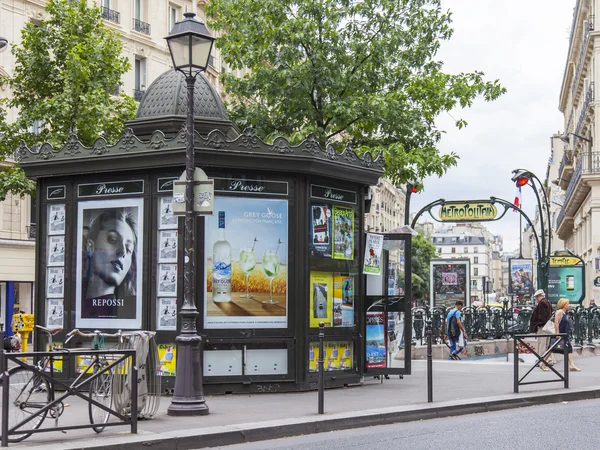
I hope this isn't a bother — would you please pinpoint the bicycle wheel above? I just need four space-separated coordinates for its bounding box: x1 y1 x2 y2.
0 366 51 443
88 362 113 433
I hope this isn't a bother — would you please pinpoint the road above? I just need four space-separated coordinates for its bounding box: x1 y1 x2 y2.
206 398 600 450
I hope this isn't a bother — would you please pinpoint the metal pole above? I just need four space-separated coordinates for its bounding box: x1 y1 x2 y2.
404 185 411 226
318 322 325 414
426 319 433 403
131 351 138 434
1 351 8 447
167 74 209 416
513 336 518 393
563 334 569 389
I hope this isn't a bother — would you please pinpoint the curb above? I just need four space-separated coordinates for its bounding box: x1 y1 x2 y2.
24 386 600 450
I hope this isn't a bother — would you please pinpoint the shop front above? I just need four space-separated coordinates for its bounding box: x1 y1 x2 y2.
17 70 401 393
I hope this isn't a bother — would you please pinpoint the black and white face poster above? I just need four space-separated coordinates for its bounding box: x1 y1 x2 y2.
46 267 65 298
48 204 66 235
47 235 65 266
76 198 143 329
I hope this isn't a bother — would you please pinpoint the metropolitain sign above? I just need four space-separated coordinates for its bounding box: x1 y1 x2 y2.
438 201 498 222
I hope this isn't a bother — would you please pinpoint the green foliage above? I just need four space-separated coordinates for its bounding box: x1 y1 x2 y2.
206 0 505 186
412 232 437 303
0 0 137 199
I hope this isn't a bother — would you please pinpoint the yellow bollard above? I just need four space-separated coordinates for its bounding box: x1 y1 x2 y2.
12 313 34 354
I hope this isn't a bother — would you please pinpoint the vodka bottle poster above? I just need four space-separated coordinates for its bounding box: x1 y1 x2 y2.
204 196 288 329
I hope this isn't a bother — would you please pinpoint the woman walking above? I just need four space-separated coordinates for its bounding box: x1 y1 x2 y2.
554 298 581 372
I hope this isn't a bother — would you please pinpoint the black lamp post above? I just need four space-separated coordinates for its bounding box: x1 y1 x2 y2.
404 182 419 226
165 12 214 417
511 168 551 290
559 132 592 145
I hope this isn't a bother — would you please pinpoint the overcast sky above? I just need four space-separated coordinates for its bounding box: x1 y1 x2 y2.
411 1 575 252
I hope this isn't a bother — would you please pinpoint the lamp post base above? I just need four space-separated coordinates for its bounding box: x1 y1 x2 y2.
167 334 209 416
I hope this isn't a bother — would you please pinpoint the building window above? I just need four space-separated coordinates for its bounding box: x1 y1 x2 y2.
168 4 179 31
134 57 146 100
474 268 479 276
464 247 468 253
474 247 479 253
451 247 456 254
437 248 442 254
472 280 477 289
474 257 479 264
134 0 143 20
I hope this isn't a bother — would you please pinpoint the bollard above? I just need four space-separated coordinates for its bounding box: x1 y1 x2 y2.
426 319 433 403
318 322 325 415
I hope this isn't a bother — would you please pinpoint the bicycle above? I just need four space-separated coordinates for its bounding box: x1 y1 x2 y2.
1 325 123 442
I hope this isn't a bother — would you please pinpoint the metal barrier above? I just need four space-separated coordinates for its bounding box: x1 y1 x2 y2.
513 333 569 394
0 348 137 446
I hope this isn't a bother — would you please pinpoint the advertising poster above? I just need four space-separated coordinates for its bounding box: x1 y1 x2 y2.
157 344 177 376
75 198 144 329
157 263 177 296
309 341 353 372
509 258 534 295
47 235 65 266
309 271 333 327
48 204 66 235
333 275 354 327
332 206 354 260
157 298 177 331
159 196 178 229
158 230 178 263
204 196 288 329
363 233 384 275
366 311 386 368
46 298 64 329
547 266 584 304
430 260 469 308
46 267 65 298
309 203 332 258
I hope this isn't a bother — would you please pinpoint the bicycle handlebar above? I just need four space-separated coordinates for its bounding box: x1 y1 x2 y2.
66 329 124 344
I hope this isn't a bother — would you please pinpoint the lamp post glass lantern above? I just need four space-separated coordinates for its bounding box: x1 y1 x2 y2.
165 12 215 417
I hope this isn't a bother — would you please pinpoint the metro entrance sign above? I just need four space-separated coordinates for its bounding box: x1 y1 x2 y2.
438 201 498 222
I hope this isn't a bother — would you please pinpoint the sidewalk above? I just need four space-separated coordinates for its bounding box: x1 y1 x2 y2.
16 354 600 450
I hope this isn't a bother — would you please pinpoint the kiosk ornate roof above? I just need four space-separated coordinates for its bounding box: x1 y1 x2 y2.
17 127 384 184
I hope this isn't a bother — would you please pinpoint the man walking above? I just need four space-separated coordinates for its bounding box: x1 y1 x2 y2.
530 289 554 370
446 300 467 359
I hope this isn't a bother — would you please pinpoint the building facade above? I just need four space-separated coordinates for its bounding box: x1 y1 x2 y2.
364 178 406 233
556 0 599 305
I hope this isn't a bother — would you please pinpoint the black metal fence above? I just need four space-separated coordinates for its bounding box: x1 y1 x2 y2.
0 349 137 446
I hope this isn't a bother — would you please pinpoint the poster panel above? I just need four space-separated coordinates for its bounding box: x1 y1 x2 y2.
309 341 353 372
509 258 534 295
158 230 178 263
366 311 386 368
46 298 64 329
157 344 177 376
332 206 354 260
157 298 177 331
47 236 65 267
309 271 332 327
333 274 354 327
48 204 66 235
547 266 584 304
309 203 332 258
158 197 178 229
75 198 144 329
363 233 384 275
157 263 177 296
204 196 288 329
430 260 469 308
46 267 65 298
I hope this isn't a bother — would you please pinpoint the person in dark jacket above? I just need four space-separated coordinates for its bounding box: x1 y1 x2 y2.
530 289 554 370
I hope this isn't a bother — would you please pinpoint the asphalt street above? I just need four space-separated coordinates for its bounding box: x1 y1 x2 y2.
206 398 600 450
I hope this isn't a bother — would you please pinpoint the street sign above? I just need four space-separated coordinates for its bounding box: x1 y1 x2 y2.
438 201 498 222
173 168 215 216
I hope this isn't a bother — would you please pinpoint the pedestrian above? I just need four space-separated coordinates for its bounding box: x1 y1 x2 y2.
554 298 580 371
446 300 468 359
529 289 554 370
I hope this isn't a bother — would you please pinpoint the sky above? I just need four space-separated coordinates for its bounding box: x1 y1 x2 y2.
411 0 575 252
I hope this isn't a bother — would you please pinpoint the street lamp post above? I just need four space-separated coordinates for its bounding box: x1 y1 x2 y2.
165 12 215 417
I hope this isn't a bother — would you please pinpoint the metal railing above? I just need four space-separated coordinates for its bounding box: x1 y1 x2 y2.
571 16 593 99
513 333 569 393
132 18 150 35
575 82 594 137
26 224 36 240
412 304 600 346
101 7 120 24
0 349 137 446
558 150 574 180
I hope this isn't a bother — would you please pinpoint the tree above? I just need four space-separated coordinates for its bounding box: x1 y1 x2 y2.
206 0 505 185
0 0 137 200
411 232 437 304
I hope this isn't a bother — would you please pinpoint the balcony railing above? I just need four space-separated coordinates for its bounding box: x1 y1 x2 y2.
27 224 36 240
132 18 151 35
101 7 120 24
575 81 594 137
571 15 594 99
133 89 145 101
558 150 574 179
